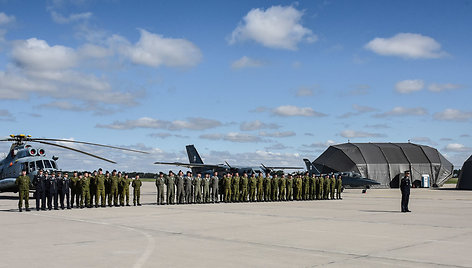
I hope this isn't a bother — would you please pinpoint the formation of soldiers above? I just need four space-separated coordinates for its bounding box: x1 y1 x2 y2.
16 169 343 212
154 171 343 205
16 168 144 212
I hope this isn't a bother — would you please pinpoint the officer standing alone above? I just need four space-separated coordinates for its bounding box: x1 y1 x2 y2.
16 169 30 212
400 170 411 212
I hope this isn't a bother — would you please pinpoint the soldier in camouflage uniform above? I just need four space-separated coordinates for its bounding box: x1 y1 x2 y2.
90 171 97 208
249 173 257 202
105 171 111 206
96 169 106 207
132 175 142 206
16 170 30 212
323 175 330 200
232 173 240 202
256 173 264 202
315 176 322 200
202 173 211 203
184 171 193 204
176 171 185 204
295 175 303 200
155 172 166 205
336 175 343 200
193 173 203 203
118 172 125 206
211 171 219 203
123 174 132 206
264 174 271 202
80 173 91 208
279 174 286 201
109 170 119 207
303 173 310 200
271 174 279 201
330 175 336 200
69 171 80 209
286 174 293 201
166 171 176 205
223 173 232 203
240 173 249 202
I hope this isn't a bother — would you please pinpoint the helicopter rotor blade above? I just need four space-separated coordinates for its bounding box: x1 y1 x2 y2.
31 138 149 154
34 140 117 164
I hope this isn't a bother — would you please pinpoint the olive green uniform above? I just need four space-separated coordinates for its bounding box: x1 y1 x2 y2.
132 178 142 205
96 174 106 207
256 175 264 201
249 175 257 202
240 175 249 202
336 177 342 199
118 176 125 206
80 176 91 208
16 175 30 211
323 176 330 200
223 176 232 202
271 176 279 201
315 176 322 200
263 176 271 201
279 176 286 201
295 176 302 200
193 176 203 203
330 176 336 200
232 175 240 202
90 175 97 207
155 176 165 205
122 177 132 206
109 175 119 206
166 175 175 204
286 176 293 201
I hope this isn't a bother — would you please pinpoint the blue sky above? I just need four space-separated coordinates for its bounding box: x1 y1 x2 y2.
0 0 471 172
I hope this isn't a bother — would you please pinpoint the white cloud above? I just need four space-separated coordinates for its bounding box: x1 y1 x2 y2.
434 109 472 121
365 33 446 59
374 106 427 117
265 143 288 150
410 137 437 146
149 133 188 139
117 29 202 68
340 130 386 138
259 131 296 138
395 79 424 94
296 87 313 97
272 105 326 117
304 140 336 149
364 124 390 129
240 120 280 131
50 11 92 24
96 117 222 130
428 83 463 92
229 5 317 50
443 143 471 152
339 104 377 118
0 109 14 121
200 132 263 143
231 56 265 69
78 43 113 58
0 12 15 25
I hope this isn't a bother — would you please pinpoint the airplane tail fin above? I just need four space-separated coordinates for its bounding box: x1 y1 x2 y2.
186 145 204 164
303 158 321 175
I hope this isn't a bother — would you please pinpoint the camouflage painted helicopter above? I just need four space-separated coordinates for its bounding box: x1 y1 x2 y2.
154 145 303 175
0 134 148 192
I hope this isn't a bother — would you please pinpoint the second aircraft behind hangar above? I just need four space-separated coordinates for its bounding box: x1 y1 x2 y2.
154 145 303 175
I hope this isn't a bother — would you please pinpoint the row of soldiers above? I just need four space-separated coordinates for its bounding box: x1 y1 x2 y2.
154 171 343 205
16 168 144 212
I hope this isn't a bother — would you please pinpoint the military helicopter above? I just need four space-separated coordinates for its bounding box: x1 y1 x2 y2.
0 134 148 192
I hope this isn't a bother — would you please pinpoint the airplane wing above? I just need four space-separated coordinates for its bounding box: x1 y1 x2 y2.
154 161 228 169
264 166 304 170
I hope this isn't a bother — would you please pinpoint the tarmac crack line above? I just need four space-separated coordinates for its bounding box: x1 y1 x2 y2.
29 212 155 268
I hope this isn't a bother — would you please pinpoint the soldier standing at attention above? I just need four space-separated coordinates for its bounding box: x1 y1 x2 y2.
304 173 311 200
263 174 271 202
309 174 316 200
176 171 185 204
80 172 91 208
104 171 111 206
286 174 293 201
240 173 249 202
232 173 240 202
271 174 279 201
166 171 176 205
132 175 142 206
61 172 71 209
336 175 342 199
211 171 219 203
279 174 286 201
193 173 203 203
69 171 79 208
89 171 97 207
256 173 264 202
223 173 232 203
323 175 330 200
400 170 411 212
184 171 193 204
330 175 336 200
317 176 323 200
295 175 303 201
16 169 30 212
56 171 65 209
156 172 166 205
249 173 257 202
109 170 119 207
47 171 58 210
96 169 106 207
203 173 211 203
33 169 46 211
123 174 132 206
118 171 125 206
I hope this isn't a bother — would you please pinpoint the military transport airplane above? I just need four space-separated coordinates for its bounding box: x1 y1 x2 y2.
154 145 303 175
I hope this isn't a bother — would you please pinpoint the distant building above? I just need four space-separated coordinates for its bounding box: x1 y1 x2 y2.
457 155 472 190
313 143 453 188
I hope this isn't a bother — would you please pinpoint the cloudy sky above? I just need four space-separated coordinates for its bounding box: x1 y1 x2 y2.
0 0 471 172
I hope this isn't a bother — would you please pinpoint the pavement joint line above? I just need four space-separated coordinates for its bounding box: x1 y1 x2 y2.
29 211 155 268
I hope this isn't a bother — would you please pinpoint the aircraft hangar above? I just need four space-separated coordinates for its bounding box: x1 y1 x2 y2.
312 142 454 188
457 155 472 190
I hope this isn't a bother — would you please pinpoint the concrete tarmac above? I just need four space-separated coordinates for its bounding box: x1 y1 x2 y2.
1 183 471 268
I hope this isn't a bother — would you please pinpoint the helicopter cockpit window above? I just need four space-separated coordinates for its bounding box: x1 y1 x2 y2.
36 160 44 170
29 162 35 171
51 161 57 169
44 160 52 169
